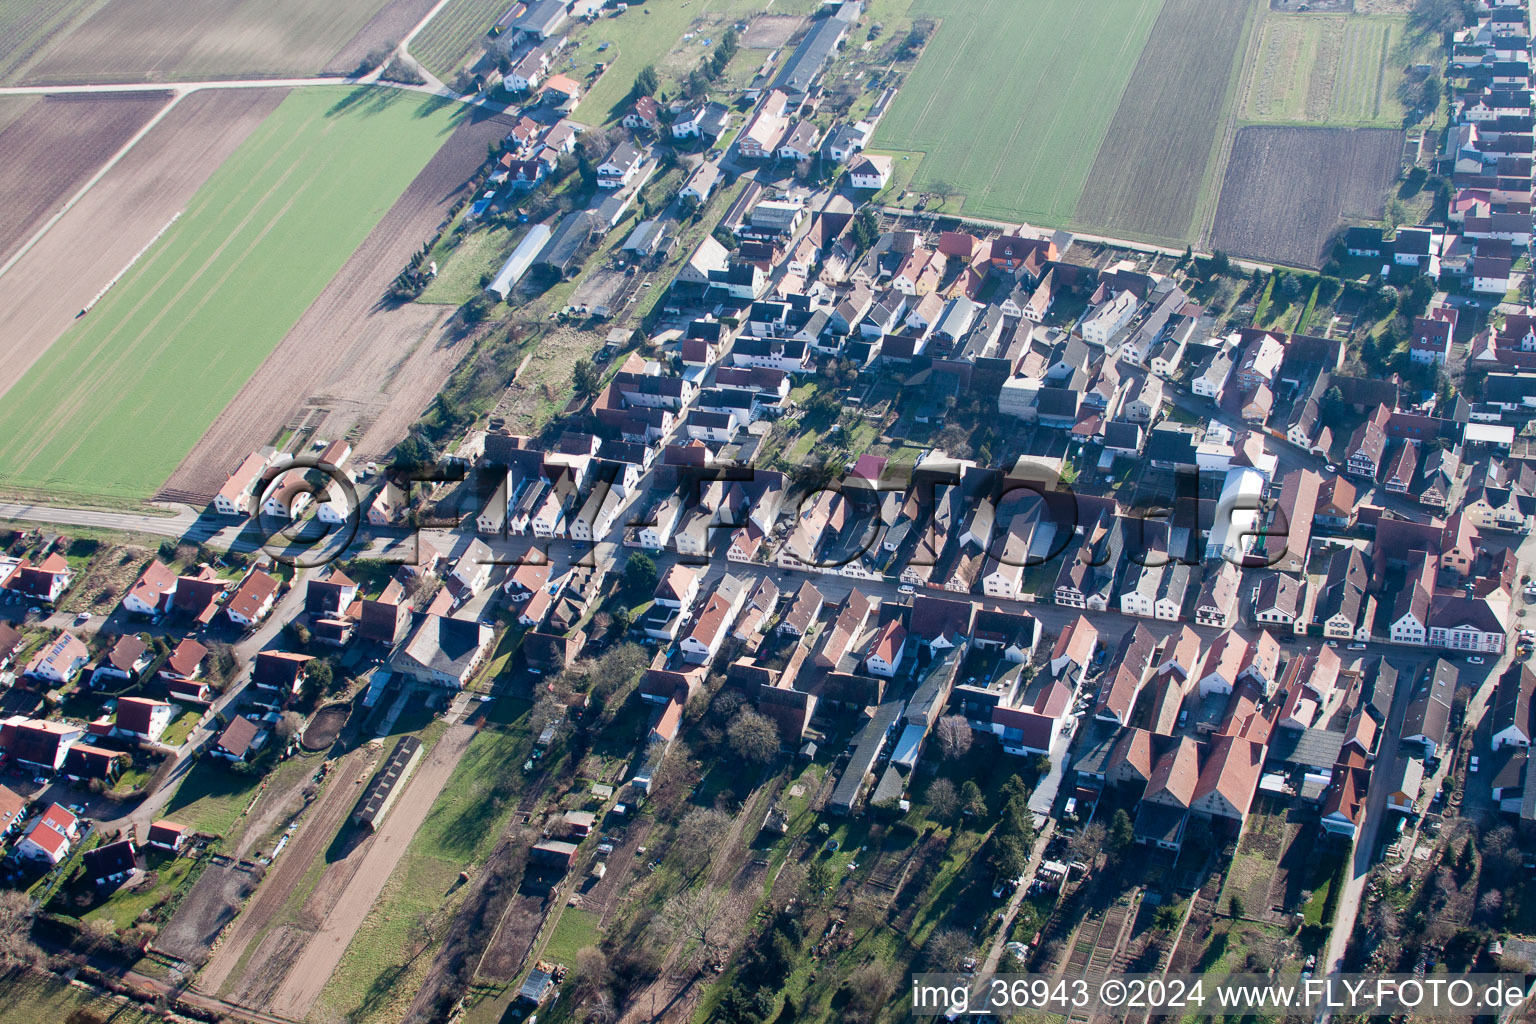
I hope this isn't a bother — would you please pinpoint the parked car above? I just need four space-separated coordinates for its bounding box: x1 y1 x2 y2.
1468 655 1485 665
1470 756 1480 773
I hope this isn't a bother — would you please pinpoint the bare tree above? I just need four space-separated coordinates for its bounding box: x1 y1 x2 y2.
923 926 973 970
662 887 738 972
840 962 899 1023
935 714 972 760
275 710 305 742
0 892 43 970
926 777 958 822
672 807 730 875
1068 822 1107 864
572 946 611 1007
727 708 780 763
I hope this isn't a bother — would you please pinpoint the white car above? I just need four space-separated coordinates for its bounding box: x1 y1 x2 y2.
1468 656 1485 665
1469 756 1480 773
897 584 915 595
73 612 91 625
1324 464 1337 473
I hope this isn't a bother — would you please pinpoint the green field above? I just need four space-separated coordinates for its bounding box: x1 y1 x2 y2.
542 906 600 967
410 0 508 81
869 0 1165 229
571 0 822 125
0 86 466 501
163 758 263 836
420 220 523 306
1240 14 1410 127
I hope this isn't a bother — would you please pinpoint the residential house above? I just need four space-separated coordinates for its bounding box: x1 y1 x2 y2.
113 697 173 743
25 633 89 685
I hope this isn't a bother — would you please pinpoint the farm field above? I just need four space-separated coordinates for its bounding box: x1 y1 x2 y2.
0 93 169 264
869 0 1165 231
198 750 370 999
1211 124 1403 267
325 0 443 78
314 711 534 1024
409 0 507 81
0 88 287 438
159 100 519 503
0 0 101 84
7 969 161 1024
272 722 485 1022
0 86 468 504
1075 0 1260 246
21 0 395 83
1240 13 1409 126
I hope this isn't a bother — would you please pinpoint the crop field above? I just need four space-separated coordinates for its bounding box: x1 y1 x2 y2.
0 86 467 503
21 0 396 83
160 100 516 503
409 0 507 81
1240 13 1407 126
870 0 1164 230
1211 125 1403 267
1075 0 1260 246
0 88 286 437
0 0 99 84
0 93 169 264
8 969 161 1024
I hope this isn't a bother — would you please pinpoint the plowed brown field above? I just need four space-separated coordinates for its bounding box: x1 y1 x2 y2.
22 0 397 84
160 104 522 503
0 92 170 264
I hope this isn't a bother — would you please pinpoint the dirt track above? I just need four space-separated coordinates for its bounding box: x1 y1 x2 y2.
0 88 287 405
198 750 368 997
161 105 521 502
267 722 478 1020
0 92 170 264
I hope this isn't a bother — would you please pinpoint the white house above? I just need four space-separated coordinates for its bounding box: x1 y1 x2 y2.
848 154 892 190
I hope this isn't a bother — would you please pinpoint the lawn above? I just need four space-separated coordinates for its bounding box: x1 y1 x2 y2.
542 906 600 968
0 86 468 501
869 0 1165 229
318 708 535 1024
571 0 814 125
410 0 508 81
5 969 161 1024
1240 13 1411 127
420 220 534 306
162 758 263 837
160 707 200 748
80 847 197 931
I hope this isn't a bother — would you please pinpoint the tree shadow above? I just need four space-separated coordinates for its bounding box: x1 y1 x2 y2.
324 85 408 119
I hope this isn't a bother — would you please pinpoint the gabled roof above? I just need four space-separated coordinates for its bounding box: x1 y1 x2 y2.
84 838 138 879
1192 734 1264 816
163 638 208 678
116 696 169 735
225 570 278 620
1146 736 1201 808
217 716 260 757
